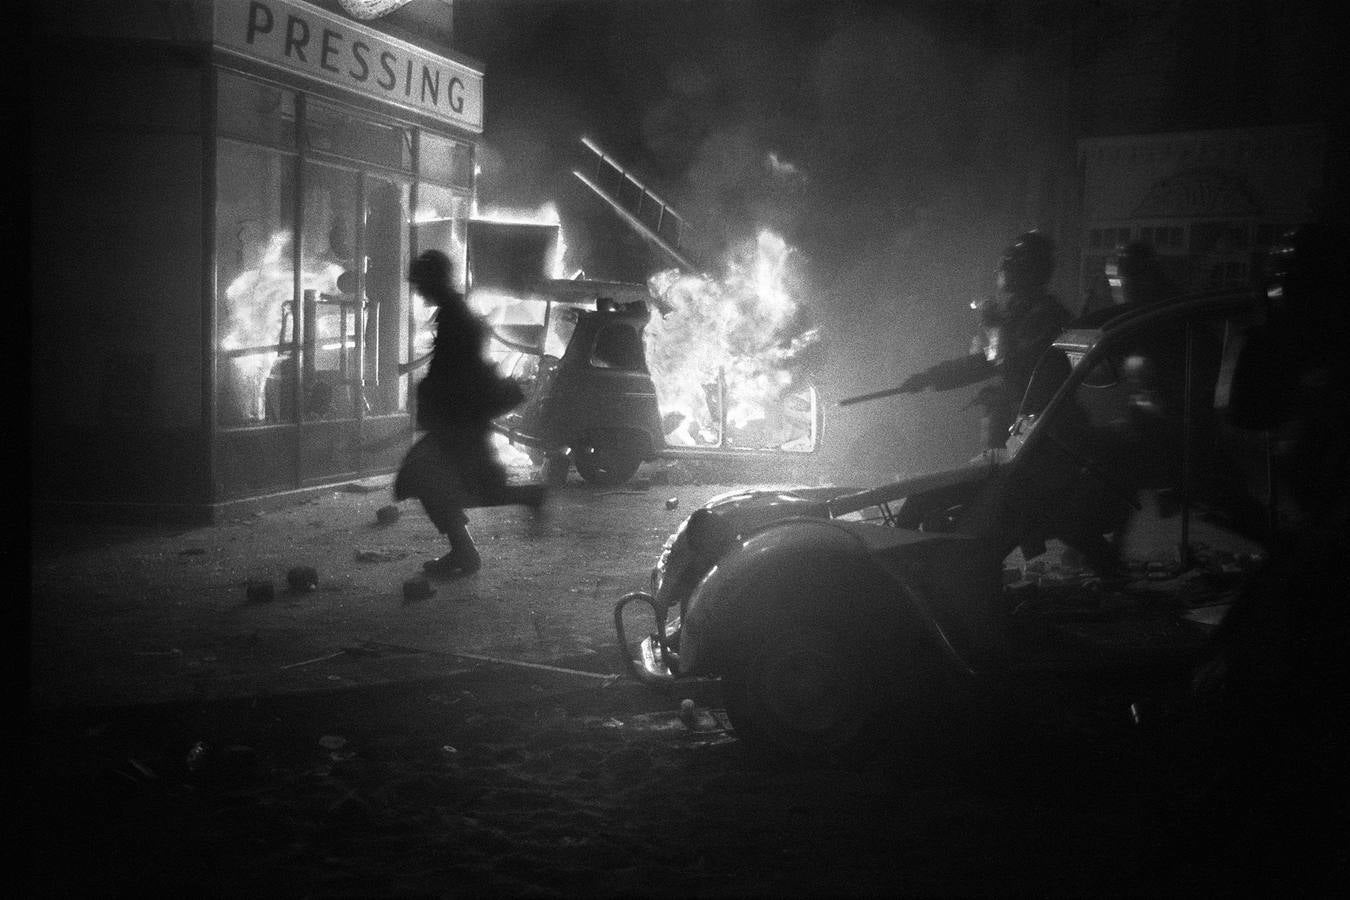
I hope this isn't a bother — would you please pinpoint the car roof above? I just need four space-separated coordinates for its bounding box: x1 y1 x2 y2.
531 278 653 306
1055 288 1260 355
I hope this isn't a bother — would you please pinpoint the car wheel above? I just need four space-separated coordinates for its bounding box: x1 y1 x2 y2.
723 624 879 763
573 441 642 486
541 454 570 487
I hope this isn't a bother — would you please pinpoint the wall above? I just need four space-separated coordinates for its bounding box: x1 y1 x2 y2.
31 51 209 506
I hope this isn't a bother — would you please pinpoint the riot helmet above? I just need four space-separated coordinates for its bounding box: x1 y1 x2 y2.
998 231 1055 294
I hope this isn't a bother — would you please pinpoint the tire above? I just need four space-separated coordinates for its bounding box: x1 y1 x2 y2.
723 624 879 763
541 455 570 487
573 440 643 486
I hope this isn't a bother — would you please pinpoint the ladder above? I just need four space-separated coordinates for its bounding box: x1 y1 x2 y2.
573 136 699 271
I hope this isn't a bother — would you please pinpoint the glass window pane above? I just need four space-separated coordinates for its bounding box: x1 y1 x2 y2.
364 176 411 414
419 131 473 187
216 142 297 426
304 99 412 170
411 182 472 369
217 70 296 149
301 164 361 421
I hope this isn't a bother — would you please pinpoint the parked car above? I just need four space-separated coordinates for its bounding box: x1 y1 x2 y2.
615 289 1273 760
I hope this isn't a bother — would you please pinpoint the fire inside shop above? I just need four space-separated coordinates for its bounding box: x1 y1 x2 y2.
31 0 824 518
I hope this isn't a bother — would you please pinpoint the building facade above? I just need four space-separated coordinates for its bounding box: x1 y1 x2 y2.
32 0 480 520
1076 125 1326 311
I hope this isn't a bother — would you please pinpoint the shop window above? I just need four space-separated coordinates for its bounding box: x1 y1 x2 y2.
218 70 296 149
419 132 474 188
364 176 411 414
305 99 413 171
215 141 298 427
411 182 472 368
300 163 363 421
590 323 646 370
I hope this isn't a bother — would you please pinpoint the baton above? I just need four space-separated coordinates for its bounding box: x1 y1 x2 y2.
837 385 912 407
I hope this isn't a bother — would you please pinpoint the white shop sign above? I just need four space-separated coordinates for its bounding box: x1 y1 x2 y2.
215 0 483 132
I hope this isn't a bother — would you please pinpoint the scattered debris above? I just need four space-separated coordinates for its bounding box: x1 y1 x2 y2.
280 650 346 670
375 504 401 525
286 566 319 593
403 577 435 602
679 698 697 729
450 651 620 681
245 580 275 603
666 497 679 510
186 740 210 773
126 758 159 781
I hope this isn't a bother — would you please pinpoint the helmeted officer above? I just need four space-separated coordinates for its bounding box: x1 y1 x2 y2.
897 231 1071 449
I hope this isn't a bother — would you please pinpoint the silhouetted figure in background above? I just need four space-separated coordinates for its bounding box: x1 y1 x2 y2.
394 251 544 578
1175 222 1350 892
896 231 1071 450
1076 241 1178 324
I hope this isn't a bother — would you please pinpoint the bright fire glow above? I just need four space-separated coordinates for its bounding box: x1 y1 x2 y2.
219 231 348 422
646 230 820 449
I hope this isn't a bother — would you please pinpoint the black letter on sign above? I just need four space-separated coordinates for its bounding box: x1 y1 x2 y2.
448 77 464 113
284 15 309 61
350 41 370 82
320 29 343 73
377 51 397 90
246 1 273 44
420 66 440 104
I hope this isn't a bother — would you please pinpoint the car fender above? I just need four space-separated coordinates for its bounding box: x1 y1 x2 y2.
679 517 968 681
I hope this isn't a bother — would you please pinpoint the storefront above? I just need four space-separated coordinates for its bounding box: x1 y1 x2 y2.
32 0 482 520
1076 125 1326 309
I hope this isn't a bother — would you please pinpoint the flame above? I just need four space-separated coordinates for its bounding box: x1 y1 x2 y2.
219 230 349 422
219 232 294 422
646 230 820 449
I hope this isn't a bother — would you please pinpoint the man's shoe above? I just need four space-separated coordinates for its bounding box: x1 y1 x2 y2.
423 548 482 579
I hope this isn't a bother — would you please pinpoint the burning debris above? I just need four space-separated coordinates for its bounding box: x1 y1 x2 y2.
645 230 822 450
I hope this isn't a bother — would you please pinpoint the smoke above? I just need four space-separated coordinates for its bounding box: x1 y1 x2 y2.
456 0 1072 479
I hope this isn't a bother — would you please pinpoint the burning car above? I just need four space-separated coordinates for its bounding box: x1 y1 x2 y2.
489 279 668 486
615 289 1272 760
470 221 825 486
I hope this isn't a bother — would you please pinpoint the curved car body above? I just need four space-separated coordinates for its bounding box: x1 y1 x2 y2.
616 290 1272 759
